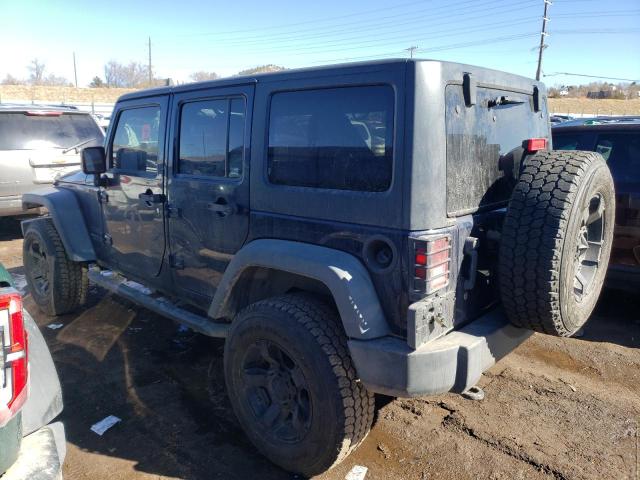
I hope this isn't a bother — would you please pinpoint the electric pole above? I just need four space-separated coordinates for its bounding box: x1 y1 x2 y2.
73 52 78 88
405 46 419 59
148 36 153 86
536 0 551 81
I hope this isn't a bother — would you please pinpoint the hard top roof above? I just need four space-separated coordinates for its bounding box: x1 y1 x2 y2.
117 58 543 102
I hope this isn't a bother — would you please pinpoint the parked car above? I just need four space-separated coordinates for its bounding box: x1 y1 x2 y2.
0 263 66 479
553 119 640 288
0 104 104 217
20 59 614 476
550 114 574 125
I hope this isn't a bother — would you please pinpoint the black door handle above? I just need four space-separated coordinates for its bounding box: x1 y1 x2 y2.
139 190 166 204
206 197 235 216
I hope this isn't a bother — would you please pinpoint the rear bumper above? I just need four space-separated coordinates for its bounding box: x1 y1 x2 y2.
349 308 532 397
0 195 44 217
2 421 66 480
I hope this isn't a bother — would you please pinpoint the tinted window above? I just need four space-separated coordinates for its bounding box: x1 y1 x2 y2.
0 112 103 151
111 106 160 173
595 133 640 183
552 133 581 151
267 86 394 192
178 97 246 178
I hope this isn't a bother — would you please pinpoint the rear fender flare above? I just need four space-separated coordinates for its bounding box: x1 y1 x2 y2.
208 239 391 340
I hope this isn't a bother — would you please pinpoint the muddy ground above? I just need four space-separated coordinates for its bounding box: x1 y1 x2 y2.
1 219 638 480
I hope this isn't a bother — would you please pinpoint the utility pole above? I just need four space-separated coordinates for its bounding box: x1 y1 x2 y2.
536 0 551 81
73 52 78 88
405 46 419 59
148 36 153 86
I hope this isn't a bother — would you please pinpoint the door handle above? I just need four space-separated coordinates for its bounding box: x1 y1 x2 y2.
206 197 235 216
139 190 166 204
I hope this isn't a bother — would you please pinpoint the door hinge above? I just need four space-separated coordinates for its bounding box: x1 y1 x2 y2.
98 190 109 203
103 233 113 245
167 204 181 218
169 254 184 269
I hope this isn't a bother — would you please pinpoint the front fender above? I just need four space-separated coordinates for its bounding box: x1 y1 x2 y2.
22 187 95 262
208 239 391 340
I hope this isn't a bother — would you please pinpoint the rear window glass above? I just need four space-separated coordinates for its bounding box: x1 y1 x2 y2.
445 85 547 215
0 112 103 150
595 133 640 183
267 85 394 192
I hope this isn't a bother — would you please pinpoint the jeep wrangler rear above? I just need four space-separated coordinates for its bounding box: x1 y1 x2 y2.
21 59 615 476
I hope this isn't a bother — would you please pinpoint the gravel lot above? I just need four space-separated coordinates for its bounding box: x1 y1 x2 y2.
1 218 638 480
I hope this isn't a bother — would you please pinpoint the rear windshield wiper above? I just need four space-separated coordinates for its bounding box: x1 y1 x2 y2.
62 138 96 154
488 96 525 108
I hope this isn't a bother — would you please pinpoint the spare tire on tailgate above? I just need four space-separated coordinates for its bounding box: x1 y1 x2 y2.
499 150 615 336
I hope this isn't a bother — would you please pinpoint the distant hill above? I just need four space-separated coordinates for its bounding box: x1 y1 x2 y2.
236 64 286 76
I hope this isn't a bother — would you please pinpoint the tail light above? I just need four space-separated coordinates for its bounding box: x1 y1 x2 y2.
0 289 28 427
525 138 548 152
412 235 451 294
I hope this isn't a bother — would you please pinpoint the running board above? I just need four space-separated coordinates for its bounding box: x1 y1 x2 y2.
88 268 229 338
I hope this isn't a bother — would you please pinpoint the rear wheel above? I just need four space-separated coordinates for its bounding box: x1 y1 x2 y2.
224 293 374 476
499 150 615 336
23 218 88 316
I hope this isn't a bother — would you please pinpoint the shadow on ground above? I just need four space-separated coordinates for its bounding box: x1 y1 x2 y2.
23 286 294 480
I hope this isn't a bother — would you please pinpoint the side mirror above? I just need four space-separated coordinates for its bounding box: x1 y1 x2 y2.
81 146 106 175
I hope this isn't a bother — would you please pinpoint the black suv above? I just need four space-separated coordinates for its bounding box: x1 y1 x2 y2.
553 119 640 288
20 59 614 476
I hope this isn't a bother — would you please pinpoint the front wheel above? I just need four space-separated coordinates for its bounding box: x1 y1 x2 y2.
23 218 88 316
224 293 374 476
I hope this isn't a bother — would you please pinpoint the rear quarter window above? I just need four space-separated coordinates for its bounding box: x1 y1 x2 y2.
267 85 394 192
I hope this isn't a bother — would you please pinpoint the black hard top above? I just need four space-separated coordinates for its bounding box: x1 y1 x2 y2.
117 58 541 102
552 118 640 132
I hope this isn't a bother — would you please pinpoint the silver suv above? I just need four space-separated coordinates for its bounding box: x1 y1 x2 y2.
0 105 104 217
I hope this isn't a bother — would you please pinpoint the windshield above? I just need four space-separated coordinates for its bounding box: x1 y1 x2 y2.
0 112 104 150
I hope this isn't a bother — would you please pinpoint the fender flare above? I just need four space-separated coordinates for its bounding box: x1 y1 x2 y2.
208 239 391 340
22 187 96 262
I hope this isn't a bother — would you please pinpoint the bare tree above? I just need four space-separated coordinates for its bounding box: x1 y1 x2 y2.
89 76 105 88
1 74 25 85
104 60 152 88
190 71 219 82
28 58 46 85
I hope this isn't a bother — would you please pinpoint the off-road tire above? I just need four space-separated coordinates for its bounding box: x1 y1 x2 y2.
224 293 374 476
23 218 88 316
499 150 615 336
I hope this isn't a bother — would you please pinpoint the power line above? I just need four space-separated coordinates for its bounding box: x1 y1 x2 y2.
174 0 536 44
544 72 639 82
210 2 539 52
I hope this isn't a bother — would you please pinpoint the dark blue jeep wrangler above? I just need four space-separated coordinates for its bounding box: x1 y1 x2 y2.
20 59 615 476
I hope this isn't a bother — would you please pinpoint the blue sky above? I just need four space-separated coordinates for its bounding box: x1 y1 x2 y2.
1 0 638 87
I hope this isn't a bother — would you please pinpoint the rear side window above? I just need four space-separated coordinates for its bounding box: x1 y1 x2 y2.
178 97 245 178
267 85 394 192
595 133 640 183
111 106 160 174
0 112 103 150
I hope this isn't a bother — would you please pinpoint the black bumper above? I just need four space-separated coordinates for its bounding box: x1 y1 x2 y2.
349 308 532 397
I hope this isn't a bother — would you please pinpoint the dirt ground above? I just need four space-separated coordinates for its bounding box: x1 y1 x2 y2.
0 219 638 480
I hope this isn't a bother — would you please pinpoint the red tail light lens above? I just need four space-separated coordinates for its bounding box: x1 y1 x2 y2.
0 289 28 427
25 111 62 116
526 138 548 152
413 235 451 294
